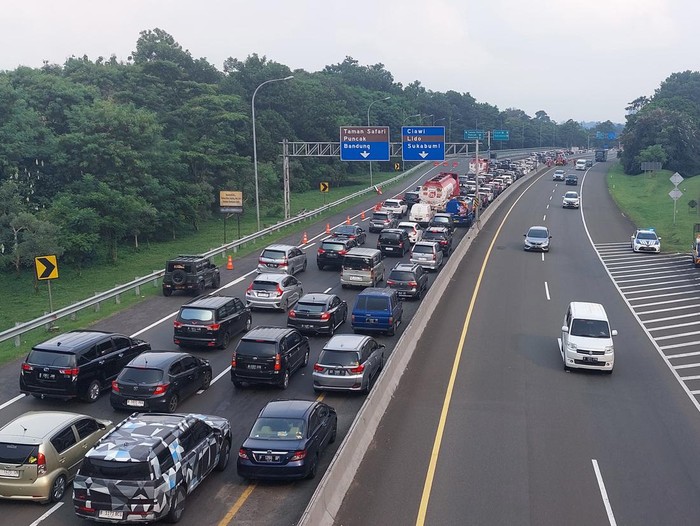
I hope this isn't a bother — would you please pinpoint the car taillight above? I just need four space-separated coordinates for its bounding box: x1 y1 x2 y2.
290 450 307 461
313 363 324 372
386 280 395 286
289 310 296 318
399 242 404 248
207 323 221 331
247 282 254 292
338 250 348 255
238 448 249 460
58 367 80 377
408 281 418 287
275 286 284 296
173 320 182 328
153 384 169 395
258 258 265 265
320 312 330 320
280 259 289 267
317 248 325 254
349 364 365 374
111 380 120 393
37 452 47 476
274 353 281 371
21 363 33 372
231 352 237 368
440 240 448 245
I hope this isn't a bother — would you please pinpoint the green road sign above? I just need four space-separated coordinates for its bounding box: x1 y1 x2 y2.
464 130 484 140
493 130 510 141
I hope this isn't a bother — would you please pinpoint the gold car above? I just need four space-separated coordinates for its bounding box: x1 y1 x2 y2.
0 411 112 503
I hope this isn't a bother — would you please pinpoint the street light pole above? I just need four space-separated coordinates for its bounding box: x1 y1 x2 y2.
252 75 294 231
367 96 391 189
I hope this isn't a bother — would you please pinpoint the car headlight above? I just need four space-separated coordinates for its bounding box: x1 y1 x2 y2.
567 342 577 351
604 346 614 354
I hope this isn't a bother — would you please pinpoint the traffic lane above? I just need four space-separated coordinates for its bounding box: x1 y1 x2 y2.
581 163 636 244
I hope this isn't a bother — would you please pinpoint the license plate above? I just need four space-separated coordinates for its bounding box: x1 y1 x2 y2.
327 253 337 258
583 356 599 363
366 318 378 324
126 399 145 407
263 455 280 462
267 263 277 268
248 364 262 370
258 292 269 297
328 369 344 376
385 247 394 251
350 276 363 281
98 511 124 520
0 469 19 478
39 372 55 380
302 324 314 329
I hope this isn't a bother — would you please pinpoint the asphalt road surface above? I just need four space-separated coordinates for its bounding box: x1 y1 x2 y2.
335 160 700 526
0 159 493 526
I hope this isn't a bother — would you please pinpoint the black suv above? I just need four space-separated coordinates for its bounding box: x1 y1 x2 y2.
174 295 252 349
429 213 456 233
162 255 221 296
230 327 310 389
20 330 151 402
403 191 421 209
317 237 357 270
386 263 429 300
422 226 454 256
377 228 410 257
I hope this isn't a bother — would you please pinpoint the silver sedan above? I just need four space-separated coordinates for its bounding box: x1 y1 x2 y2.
245 273 303 311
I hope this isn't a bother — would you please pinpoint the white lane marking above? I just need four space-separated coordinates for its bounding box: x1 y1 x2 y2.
648 320 700 332
544 281 550 301
324 287 332 293
666 350 700 359
543 215 546 221
546 204 550 210
549 195 553 200
302 242 316 249
541 253 545 262
592 459 617 525
0 394 25 411
29 502 63 526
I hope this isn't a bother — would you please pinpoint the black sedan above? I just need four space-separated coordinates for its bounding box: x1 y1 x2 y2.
287 293 348 335
332 224 366 245
237 399 337 480
110 351 212 413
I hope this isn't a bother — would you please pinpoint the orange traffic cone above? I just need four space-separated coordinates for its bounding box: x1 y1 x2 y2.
226 255 234 270
361 210 366 220
325 223 331 234
302 232 308 244
346 215 351 225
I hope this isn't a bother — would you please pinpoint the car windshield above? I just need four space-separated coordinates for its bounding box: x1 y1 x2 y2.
318 349 361 367
389 271 415 281
423 232 444 240
343 256 372 271
250 417 305 440
321 241 346 251
412 244 434 254
333 226 356 236
0 443 39 464
178 307 214 322
166 262 193 272
570 319 611 338
372 213 389 221
25 350 75 367
79 457 152 481
565 192 578 198
118 367 164 384
384 200 400 207
528 229 548 238
637 232 657 240
295 302 326 313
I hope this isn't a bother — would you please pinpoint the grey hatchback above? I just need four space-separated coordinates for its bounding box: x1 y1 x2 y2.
312 334 385 393
246 273 303 311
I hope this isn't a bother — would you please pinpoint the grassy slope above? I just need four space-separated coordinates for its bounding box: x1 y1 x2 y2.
607 162 700 252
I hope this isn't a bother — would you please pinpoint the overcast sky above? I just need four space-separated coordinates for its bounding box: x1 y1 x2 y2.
2 0 698 124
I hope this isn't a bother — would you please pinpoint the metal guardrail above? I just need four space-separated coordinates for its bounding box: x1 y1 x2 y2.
0 146 546 347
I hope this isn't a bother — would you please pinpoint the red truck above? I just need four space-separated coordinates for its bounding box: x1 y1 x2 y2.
420 172 460 211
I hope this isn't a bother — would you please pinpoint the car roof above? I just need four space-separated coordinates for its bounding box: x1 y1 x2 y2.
262 244 296 251
425 226 448 233
184 295 235 308
635 228 656 234
379 229 404 234
564 191 579 196
334 225 359 231
242 326 295 341
322 334 371 351
298 293 334 304
32 330 119 353
569 302 609 321
398 221 419 228
357 287 396 298
0 412 88 443
259 399 317 419
528 225 549 232
124 351 190 368
392 263 419 271
413 241 440 248
345 247 381 257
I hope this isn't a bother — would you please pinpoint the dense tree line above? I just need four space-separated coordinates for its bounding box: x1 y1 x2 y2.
621 70 700 176
0 28 613 271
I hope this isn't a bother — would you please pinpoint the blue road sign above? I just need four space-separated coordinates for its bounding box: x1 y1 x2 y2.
607 132 617 140
595 131 604 140
339 126 390 161
464 129 485 140
402 126 445 161
493 129 509 141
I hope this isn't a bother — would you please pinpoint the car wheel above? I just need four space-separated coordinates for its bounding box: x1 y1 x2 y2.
212 274 221 288
328 320 335 336
302 260 307 273
564 363 571 373
233 381 244 389
302 349 310 367
49 474 67 503
167 394 179 413
306 453 319 480
163 288 173 297
329 421 337 443
387 321 396 337
244 316 252 332
82 379 101 403
164 487 186 524
219 330 231 350
201 370 212 390
279 369 290 390
215 440 231 472
196 281 205 295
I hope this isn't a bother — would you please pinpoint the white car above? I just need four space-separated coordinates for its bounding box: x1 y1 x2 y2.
381 199 408 218
562 191 580 209
631 228 661 253
397 221 424 244
552 169 565 181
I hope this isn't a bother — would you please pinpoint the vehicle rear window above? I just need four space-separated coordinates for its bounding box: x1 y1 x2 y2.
0 443 39 464
379 233 401 243
389 271 414 281
261 250 286 260
295 302 325 313
412 244 433 254
118 367 164 384
79 457 152 480
423 232 443 240
355 296 389 312
372 213 388 221
177 307 214 322
333 226 355 236
343 256 372 271
318 350 361 366
321 242 346 251
250 417 306 440
25 350 75 368
238 340 277 357
570 319 610 338
252 281 279 291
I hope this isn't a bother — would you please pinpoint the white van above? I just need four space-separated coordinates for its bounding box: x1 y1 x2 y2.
575 159 587 171
409 203 434 226
559 302 617 373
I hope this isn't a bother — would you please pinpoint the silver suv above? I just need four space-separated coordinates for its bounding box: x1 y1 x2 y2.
246 273 303 311
312 334 385 393
257 244 307 275
410 241 444 270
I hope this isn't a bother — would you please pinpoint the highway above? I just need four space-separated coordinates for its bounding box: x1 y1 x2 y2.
0 159 482 525
335 161 700 525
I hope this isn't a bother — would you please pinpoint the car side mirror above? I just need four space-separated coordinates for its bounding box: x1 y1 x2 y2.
658 237 661 241
611 329 618 336
549 235 552 239
561 325 569 333
523 234 526 237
